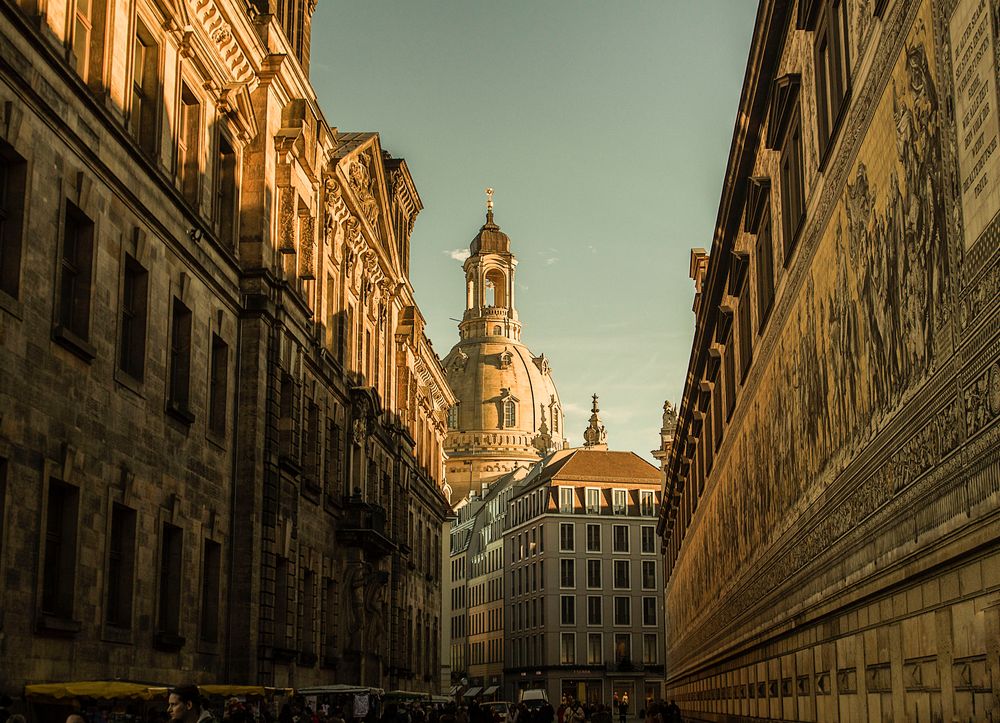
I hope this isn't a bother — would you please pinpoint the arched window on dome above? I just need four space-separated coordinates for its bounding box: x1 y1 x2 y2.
503 399 516 428
551 405 560 433
493 325 503 336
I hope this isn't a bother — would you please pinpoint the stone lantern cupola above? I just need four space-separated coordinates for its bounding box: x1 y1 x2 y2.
582 394 608 449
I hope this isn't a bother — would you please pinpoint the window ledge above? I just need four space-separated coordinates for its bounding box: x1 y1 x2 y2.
36 613 82 636
114 368 144 397
166 402 196 426
0 289 23 319
101 623 133 644
153 631 186 651
52 324 95 362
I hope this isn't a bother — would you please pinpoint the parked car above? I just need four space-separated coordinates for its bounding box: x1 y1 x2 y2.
518 689 549 711
483 701 511 722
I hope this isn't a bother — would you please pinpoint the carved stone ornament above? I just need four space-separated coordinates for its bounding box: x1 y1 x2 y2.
278 186 296 254
352 415 367 446
299 214 316 279
348 152 380 229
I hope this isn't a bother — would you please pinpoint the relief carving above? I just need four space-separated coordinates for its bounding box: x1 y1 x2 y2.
278 186 296 254
348 151 380 230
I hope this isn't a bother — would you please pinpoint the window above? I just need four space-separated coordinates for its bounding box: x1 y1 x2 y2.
58 202 95 343
130 21 159 154
0 142 26 299
157 523 183 637
756 209 775 330
177 87 201 204
325 417 342 495
738 279 753 379
642 597 657 626
641 560 656 590
586 523 601 552
208 334 229 437
274 555 290 646
639 490 655 516
200 539 221 643
641 526 655 554
614 596 631 626
42 479 79 619
725 335 737 420
814 0 850 162
323 578 338 661
105 503 136 628
300 568 315 656
560 558 575 588
447 404 459 430
780 108 806 261
612 488 627 515
613 525 629 553
587 596 602 626
588 633 603 664
502 399 516 428
558 486 574 513
560 595 575 625
586 559 601 588
614 632 631 662
216 134 238 248
642 634 657 665
168 298 193 416
613 560 630 589
585 487 600 513
559 522 574 551
560 632 576 664
119 255 148 380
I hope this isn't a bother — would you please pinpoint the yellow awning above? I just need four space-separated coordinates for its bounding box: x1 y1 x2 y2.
25 683 169 701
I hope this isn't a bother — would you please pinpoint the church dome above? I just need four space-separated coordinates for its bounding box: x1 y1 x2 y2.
442 191 566 500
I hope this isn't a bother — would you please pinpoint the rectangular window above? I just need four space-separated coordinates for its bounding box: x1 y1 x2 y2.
216 134 238 247
168 298 193 416
300 568 315 656
560 558 575 589
641 560 656 590
178 86 201 204
588 633 602 664
325 418 342 496
559 522 574 551
815 0 851 162
558 486 574 513
739 279 753 379
323 578 338 661
639 490 655 516
58 202 95 342
105 503 136 628
130 21 159 155
560 632 576 665
642 597 657 626
208 334 229 437
587 595 602 626
72 0 93 79
613 560 630 589
200 539 221 643
756 210 775 330
587 559 601 588
724 334 737 420
613 524 629 553
614 632 631 663
586 523 601 552
560 594 575 625
780 109 806 261
643 634 657 665
274 555 289 646
0 142 27 299
585 487 601 513
613 597 630 626
42 479 79 619
641 526 655 554
119 255 148 380
157 523 182 636
612 488 627 515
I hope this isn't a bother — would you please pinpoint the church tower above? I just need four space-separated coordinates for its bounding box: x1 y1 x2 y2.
442 190 566 501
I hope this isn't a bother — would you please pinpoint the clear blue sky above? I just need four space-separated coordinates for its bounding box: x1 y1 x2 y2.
311 1 758 461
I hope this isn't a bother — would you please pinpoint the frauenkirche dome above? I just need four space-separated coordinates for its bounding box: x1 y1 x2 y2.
442 190 566 501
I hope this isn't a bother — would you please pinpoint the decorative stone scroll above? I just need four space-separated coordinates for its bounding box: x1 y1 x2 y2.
278 186 296 254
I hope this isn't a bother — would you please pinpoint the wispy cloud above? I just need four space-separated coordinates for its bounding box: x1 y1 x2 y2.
545 256 559 265
446 248 470 262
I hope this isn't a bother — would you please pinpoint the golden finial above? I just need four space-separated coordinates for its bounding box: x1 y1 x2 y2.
485 187 494 212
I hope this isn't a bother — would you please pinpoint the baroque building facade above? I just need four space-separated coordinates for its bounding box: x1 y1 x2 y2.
0 0 453 696
657 0 1000 721
441 194 567 502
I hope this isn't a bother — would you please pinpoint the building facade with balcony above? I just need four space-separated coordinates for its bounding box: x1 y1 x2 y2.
504 406 664 708
0 0 453 696
657 0 1000 720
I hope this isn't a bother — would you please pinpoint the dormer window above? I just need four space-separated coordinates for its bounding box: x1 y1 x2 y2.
498 349 513 369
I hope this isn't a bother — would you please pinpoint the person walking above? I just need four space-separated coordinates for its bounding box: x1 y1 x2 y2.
168 687 215 723
617 695 628 723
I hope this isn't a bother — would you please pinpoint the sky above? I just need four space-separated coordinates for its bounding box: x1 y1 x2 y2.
310 2 759 461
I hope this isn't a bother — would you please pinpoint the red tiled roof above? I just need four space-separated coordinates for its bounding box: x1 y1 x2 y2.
545 449 660 484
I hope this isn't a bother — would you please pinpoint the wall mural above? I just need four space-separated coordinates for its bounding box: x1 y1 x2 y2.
669 3 964 641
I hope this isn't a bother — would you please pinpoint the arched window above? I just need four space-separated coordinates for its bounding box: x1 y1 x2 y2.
503 399 516 428
485 269 507 307
493 325 502 336
552 407 560 433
